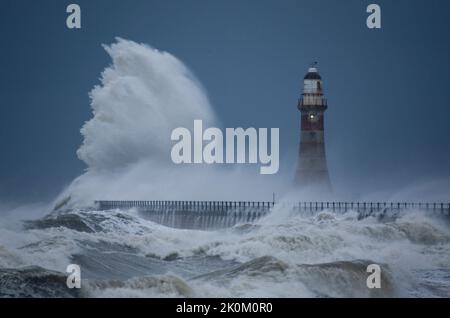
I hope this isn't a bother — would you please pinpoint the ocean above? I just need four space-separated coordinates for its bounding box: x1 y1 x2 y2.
0 206 449 298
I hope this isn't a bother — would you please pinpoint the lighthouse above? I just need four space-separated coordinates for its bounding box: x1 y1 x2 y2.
295 63 332 191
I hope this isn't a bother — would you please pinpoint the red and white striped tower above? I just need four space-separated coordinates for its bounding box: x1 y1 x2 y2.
295 63 332 191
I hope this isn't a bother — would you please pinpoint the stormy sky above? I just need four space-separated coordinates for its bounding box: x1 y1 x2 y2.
0 0 449 203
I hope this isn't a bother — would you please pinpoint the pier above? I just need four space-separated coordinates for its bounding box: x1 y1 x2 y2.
95 200 450 230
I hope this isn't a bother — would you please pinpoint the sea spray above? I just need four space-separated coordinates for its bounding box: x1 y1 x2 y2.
57 38 286 208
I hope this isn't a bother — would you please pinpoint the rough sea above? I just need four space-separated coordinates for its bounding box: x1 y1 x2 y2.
0 206 449 298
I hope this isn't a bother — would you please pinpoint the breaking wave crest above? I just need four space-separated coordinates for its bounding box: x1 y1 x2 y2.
57 38 223 207
77 38 216 171
50 37 287 210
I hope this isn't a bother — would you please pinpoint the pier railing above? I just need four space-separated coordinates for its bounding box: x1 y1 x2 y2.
95 200 450 214
96 200 274 211
94 200 450 230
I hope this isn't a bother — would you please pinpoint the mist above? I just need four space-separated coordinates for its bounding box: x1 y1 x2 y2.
1 37 447 215
35 37 445 209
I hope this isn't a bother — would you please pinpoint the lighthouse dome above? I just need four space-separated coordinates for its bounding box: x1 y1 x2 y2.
304 67 322 80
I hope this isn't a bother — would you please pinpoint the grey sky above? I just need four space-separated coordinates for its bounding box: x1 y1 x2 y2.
1 0 449 203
